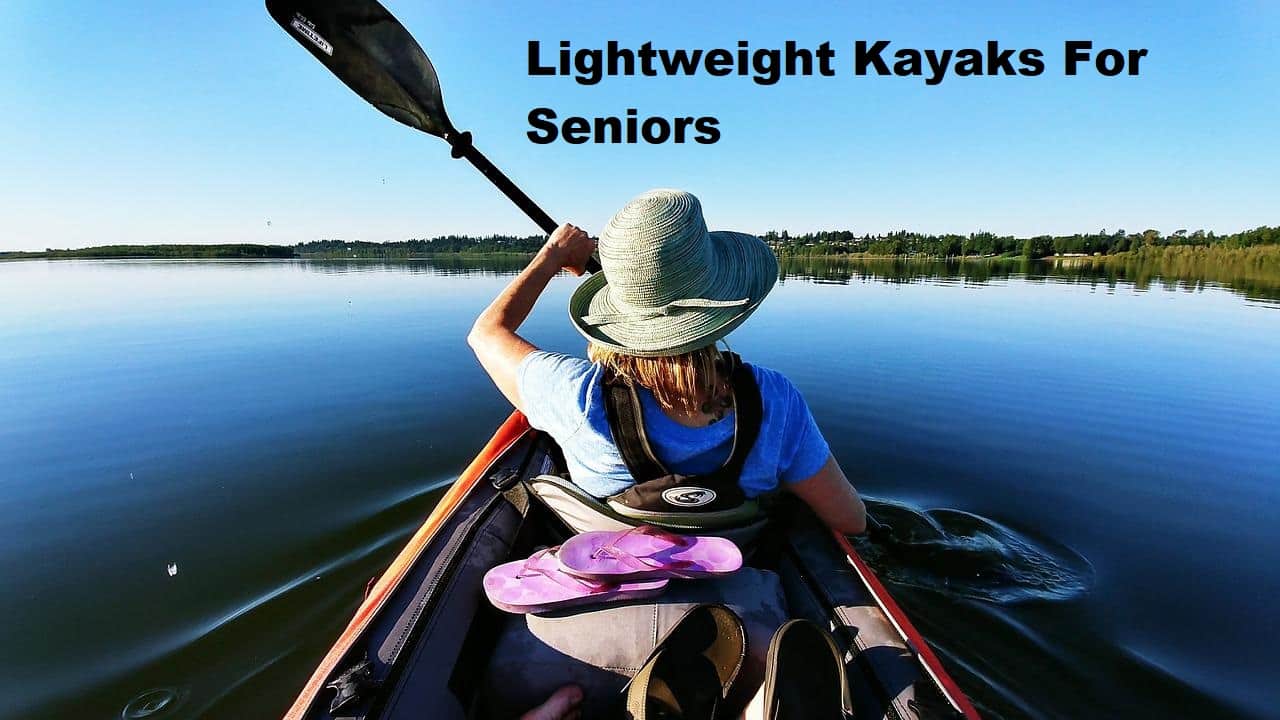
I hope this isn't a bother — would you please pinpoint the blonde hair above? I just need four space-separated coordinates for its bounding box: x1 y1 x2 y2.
589 343 721 416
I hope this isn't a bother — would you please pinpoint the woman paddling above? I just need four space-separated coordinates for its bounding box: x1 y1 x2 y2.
467 188 866 537
468 189 866 720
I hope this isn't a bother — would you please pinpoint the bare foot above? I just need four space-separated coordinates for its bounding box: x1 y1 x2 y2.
519 684 583 720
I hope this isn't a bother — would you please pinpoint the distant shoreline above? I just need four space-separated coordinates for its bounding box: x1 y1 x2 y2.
0 247 536 261
3 247 1273 263
3 230 1276 263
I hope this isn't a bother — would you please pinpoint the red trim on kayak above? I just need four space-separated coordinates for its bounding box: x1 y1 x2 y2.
834 532 982 720
283 411 531 720
283 411 980 720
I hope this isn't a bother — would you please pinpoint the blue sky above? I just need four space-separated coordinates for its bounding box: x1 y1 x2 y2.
1 1 1276 251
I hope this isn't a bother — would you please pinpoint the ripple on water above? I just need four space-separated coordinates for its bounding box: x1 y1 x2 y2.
121 686 186 719
854 498 1095 604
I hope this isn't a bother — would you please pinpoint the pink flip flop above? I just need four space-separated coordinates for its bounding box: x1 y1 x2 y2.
557 526 743 582
482 547 668 614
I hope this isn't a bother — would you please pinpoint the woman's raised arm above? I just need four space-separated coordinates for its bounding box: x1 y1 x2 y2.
467 223 594 410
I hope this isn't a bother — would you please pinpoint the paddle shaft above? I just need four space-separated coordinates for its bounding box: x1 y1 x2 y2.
447 131 601 274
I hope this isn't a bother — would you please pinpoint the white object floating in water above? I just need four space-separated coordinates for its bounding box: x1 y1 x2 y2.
167 563 178 577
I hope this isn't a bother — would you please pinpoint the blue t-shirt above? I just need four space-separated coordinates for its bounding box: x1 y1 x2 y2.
516 351 831 498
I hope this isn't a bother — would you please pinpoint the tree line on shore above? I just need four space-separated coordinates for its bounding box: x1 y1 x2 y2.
0 244 295 259
298 226 1278 259
762 225 1279 258
6 226 1275 261
295 235 546 257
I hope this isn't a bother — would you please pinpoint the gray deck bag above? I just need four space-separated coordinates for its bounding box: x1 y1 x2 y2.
477 569 788 719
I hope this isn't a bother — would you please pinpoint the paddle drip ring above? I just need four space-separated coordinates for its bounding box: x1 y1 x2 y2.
121 687 184 719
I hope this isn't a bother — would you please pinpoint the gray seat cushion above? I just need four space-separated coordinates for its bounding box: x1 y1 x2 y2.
478 568 788 719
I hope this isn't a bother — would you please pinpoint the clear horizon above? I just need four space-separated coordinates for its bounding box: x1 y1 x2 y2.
2 2 1277 251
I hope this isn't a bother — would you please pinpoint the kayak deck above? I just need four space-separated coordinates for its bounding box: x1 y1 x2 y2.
284 412 980 720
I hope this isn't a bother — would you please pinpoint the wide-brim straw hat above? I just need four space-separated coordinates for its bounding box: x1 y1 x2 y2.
569 189 778 357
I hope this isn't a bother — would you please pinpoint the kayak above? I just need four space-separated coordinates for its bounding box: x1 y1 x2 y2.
282 412 982 720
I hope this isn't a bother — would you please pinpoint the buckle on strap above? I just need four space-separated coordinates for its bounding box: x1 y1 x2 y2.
491 469 521 491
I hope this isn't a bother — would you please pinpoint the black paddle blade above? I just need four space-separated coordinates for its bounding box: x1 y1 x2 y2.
266 0 454 137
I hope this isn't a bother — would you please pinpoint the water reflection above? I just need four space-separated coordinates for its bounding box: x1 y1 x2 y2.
775 256 1280 306
296 255 532 276
273 254 1280 306
3 256 1276 719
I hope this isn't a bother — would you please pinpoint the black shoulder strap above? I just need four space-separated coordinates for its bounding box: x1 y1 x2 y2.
603 352 763 485
602 371 669 483
717 352 762 480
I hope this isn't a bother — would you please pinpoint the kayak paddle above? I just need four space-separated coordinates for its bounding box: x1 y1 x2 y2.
267 1 907 543
265 0 600 273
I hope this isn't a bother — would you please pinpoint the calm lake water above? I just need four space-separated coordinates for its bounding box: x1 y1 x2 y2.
2 257 1278 719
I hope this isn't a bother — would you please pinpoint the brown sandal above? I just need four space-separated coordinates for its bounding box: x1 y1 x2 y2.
762 620 853 719
622 604 747 720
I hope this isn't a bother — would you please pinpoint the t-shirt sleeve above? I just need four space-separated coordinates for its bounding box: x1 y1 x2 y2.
515 351 597 439
777 377 832 484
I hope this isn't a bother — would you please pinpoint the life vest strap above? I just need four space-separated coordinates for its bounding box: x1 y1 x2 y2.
602 352 763 515
603 382 668 483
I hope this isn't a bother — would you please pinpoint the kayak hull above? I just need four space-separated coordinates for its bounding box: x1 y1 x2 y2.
284 411 981 720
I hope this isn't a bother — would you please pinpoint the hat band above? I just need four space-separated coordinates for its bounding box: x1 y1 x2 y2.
580 297 750 328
